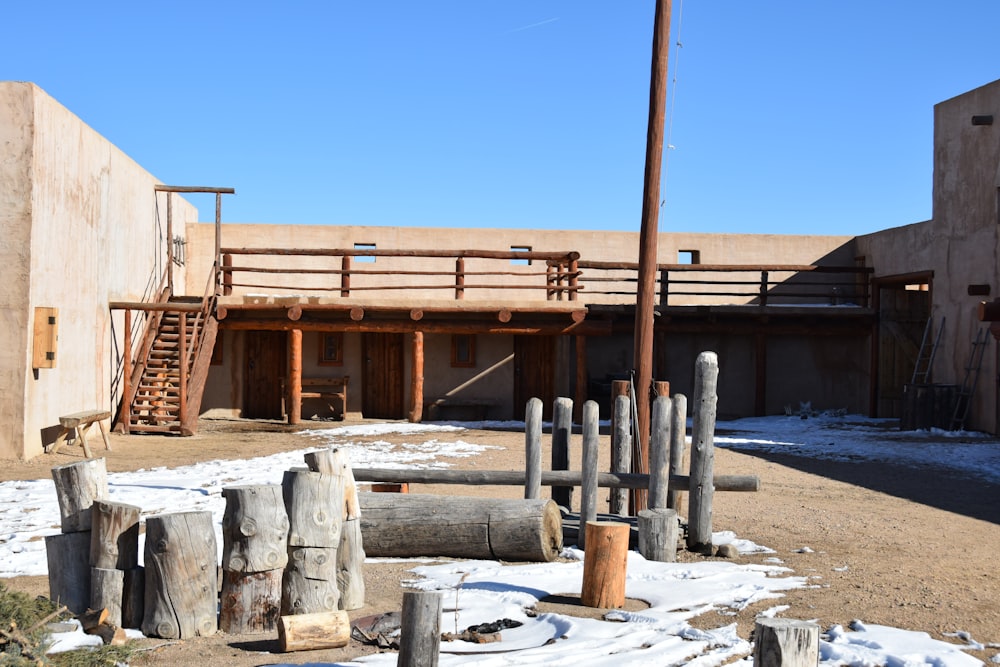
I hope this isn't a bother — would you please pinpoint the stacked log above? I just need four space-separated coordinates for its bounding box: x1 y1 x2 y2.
219 485 288 634
46 459 109 615
90 499 142 627
281 469 343 615
303 448 366 610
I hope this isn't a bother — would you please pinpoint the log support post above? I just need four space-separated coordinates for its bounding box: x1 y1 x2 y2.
551 397 573 509
579 401 600 549
610 393 632 516
647 395 672 509
667 393 688 513
398 591 442 667
288 329 302 425
409 331 424 423
687 352 719 554
524 397 543 500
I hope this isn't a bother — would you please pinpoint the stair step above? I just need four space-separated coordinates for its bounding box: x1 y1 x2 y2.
127 423 181 434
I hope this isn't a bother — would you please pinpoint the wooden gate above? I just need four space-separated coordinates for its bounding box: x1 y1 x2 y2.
244 330 287 419
362 332 405 419
514 335 555 420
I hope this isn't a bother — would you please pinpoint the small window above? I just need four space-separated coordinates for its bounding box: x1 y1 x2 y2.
319 332 344 366
678 250 700 265
511 245 532 266
354 242 376 264
451 334 476 367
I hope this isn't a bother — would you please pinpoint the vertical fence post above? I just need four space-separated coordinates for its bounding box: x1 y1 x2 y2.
647 395 672 509
579 401 600 548
687 352 719 553
667 393 687 512
398 590 442 667
524 398 543 500
551 397 573 509
610 393 632 516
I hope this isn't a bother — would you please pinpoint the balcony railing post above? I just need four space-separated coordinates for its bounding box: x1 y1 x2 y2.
659 269 669 306
222 253 233 296
569 257 579 302
546 264 556 300
341 255 351 297
455 257 465 300
759 270 769 306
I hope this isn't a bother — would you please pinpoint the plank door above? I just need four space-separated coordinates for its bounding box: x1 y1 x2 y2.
514 335 556 420
244 330 287 419
362 332 405 419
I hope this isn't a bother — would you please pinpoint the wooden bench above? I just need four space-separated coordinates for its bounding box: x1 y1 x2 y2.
299 376 349 420
49 410 113 458
424 398 497 421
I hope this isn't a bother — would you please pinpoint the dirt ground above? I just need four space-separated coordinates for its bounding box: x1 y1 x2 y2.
3 416 999 665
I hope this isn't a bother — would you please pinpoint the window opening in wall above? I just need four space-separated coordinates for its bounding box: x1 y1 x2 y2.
172 236 187 266
354 243 376 263
511 245 532 265
678 250 700 265
451 334 476 367
319 332 344 365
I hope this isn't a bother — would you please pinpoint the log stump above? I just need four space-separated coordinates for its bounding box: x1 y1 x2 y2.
637 508 678 562
45 530 91 614
220 569 283 634
221 485 289 573
359 493 562 561
282 547 340 615
142 511 218 639
753 617 820 667
90 500 140 570
282 469 343 549
580 521 630 609
51 459 108 533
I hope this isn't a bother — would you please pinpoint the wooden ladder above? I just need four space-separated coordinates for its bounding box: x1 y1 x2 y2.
949 326 989 431
911 316 945 384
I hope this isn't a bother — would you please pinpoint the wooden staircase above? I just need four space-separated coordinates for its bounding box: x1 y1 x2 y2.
120 298 219 436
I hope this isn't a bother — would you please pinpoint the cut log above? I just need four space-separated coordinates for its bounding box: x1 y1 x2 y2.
90 568 123 627
51 459 108 533
303 447 358 519
282 469 343 549
220 569 283 634
359 493 562 562
398 591 442 667
580 521 630 609
221 485 289 573
277 610 350 652
142 511 218 639
90 500 140 570
637 508 678 562
337 518 365 611
45 531 91 614
282 546 339 615
121 566 144 629
79 607 109 632
753 617 820 667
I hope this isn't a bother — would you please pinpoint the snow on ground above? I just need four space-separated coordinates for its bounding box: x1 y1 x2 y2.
1 416 998 665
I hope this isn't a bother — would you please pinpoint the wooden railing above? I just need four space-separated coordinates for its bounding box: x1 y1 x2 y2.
219 248 582 301
578 261 873 307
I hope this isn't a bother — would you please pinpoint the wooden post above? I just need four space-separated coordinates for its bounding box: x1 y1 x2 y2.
51 458 108 533
551 397 573 509
633 0 673 502
610 394 632 516
90 500 140 570
455 258 465 300
278 610 350 652
340 256 351 297
579 401 600 549
281 469 343 615
142 511 218 639
122 309 132 434
668 393 688 513
166 192 174 295
122 566 144 629
398 590 442 667
45 531 91 614
647 396 672 509
580 521 630 608
524 397 543 500
222 253 233 296
221 569 283 634
91 568 124 627
753 618 820 667
687 352 719 554
637 508 678 562
178 311 187 426
288 329 302 425
409 331 424 422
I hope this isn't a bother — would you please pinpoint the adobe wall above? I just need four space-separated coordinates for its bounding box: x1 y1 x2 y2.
0 82 197 459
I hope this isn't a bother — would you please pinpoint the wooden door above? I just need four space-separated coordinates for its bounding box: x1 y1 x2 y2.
244 330 287 419
362 332 405 419
514 335 556 420
877 285 930 418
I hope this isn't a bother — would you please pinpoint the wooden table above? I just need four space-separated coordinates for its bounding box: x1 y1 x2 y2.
50 410 113 458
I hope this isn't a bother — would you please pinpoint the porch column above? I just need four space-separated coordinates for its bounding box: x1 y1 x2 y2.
409 331 424 423
288 329 302 425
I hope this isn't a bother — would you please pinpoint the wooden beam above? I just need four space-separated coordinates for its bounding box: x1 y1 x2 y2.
218 318 612 336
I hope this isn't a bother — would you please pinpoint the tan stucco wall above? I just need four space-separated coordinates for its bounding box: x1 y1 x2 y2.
0 82 197 458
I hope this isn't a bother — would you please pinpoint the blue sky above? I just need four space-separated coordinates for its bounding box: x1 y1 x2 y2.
4 2 1000 236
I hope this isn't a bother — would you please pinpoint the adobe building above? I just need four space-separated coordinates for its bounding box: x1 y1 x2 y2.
2 78 999 460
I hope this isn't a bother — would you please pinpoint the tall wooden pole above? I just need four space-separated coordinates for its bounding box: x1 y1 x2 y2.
632 0 672 510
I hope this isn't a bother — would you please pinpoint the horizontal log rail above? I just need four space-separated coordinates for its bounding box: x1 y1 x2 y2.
352 467 760 492
219 247 581 302
578 261 873 307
